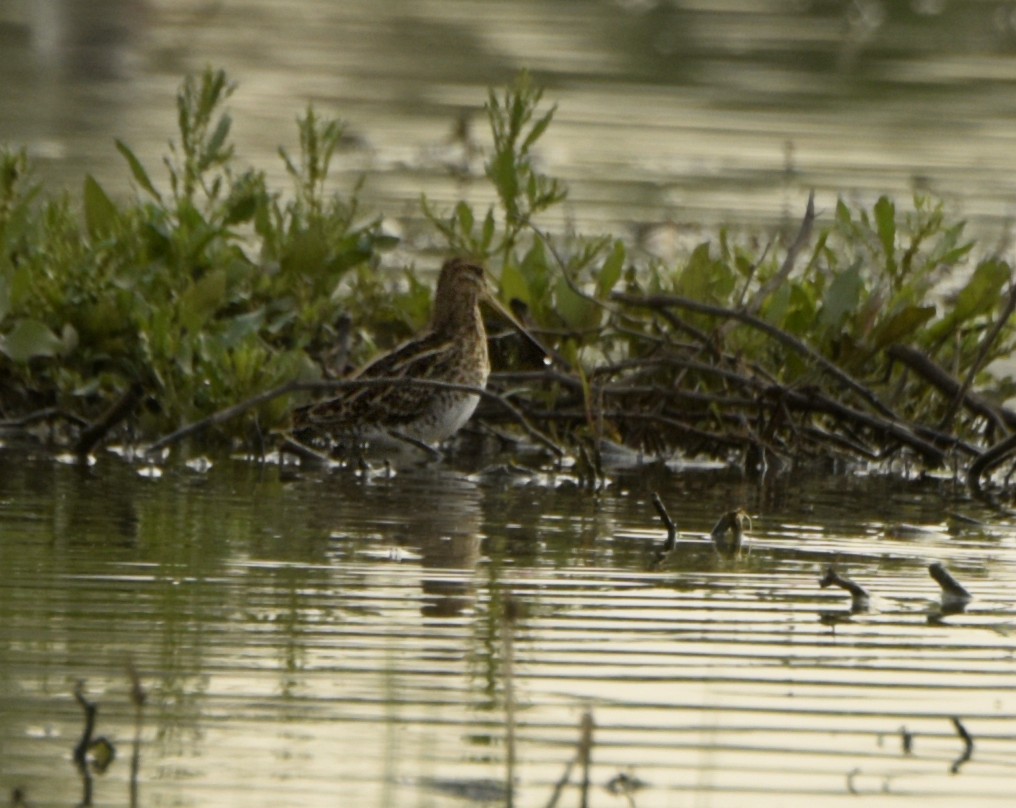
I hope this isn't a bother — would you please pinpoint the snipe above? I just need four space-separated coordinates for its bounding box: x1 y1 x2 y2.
290 258 503 452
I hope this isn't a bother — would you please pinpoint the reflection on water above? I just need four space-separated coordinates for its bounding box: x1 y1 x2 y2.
1 453 1016 806
1 0 1016 246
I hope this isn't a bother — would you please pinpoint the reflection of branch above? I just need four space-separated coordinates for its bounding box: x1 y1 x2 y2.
578 710 594 808
128 664 146 808
950 717 974 774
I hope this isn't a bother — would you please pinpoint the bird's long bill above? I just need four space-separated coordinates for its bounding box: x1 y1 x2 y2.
482 284 564 369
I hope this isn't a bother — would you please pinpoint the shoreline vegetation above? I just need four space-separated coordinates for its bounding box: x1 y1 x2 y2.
2 68 1016 493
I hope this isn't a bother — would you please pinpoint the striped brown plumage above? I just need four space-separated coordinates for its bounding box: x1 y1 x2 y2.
291 258 491 449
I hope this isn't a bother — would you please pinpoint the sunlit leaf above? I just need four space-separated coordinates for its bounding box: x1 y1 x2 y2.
556 275 600 331
179 269 227 331
874 195 896 268
83 175 118 239
500 262 531 308
0 318 65 362
870 304 936 349
0 275 10 322
951 259 1010 322
115 139 161 201
819 261 863 330
596 240 625 297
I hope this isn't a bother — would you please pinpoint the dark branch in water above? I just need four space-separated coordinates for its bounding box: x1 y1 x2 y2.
968 431 1016 494
942 282 1016 433
888 344 1016 434
74 383 144 457
611 289 897 420
650 492 678 567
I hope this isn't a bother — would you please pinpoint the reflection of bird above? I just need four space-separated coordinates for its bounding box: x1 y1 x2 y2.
929 562 972 611
291 258 507 451
819 567 871 613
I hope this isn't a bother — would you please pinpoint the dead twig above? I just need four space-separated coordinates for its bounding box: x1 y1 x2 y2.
650 493 678 566
742 191 816 319
941 282 1016 433
967 431 1016 494
74 383 144 456
888 344 1016 434
612 290 897 420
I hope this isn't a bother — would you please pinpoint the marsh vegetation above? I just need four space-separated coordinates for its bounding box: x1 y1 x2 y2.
2 69 1016 494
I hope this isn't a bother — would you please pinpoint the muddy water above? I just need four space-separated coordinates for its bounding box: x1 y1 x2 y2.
1 452 1015 807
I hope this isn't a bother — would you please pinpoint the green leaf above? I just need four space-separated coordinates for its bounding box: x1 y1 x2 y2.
83 175 118 239
870 304 936 349
555 275 600 331
520 106 556 153
874 195 896 267
596 240 625 297
835 198 853 229
0 318 65 362
115 139 161 201
819 261 863 330
219 308 266 348
179 269 228 331
500 262 531 308
455 201 474 235
206 114 232 161
0 275 10 323
371 233 400 251
952 259 1010 322
480 207 496 251
223 189 259 225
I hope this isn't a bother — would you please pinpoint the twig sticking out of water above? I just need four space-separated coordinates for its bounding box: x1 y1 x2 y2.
650 493 678 566
711 509 750 557
899 725 913 755
73 681 115 806
929 562 972 608
73 383 144 457
950 717 974 774
819 567 871 613
606 771 645 808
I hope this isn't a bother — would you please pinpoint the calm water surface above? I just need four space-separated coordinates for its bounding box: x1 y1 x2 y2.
1 451 1015 807
3 3 1016 805
1 0 1016 251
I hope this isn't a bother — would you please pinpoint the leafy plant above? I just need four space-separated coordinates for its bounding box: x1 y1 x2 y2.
0 67 1012 473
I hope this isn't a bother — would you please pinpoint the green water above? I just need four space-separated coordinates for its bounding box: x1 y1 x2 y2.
2 451 1015 807
3 2 1016 804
